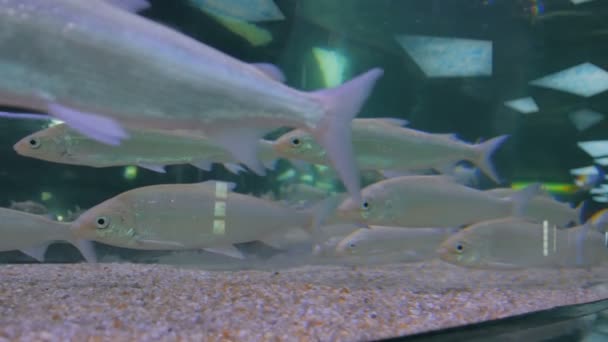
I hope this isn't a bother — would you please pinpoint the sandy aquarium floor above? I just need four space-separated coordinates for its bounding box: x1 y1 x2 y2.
1 261 608 341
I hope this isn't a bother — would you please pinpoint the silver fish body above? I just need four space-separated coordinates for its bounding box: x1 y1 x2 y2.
14 123 276 172
273 118 508 182
71 181 316 250
337 175 537 228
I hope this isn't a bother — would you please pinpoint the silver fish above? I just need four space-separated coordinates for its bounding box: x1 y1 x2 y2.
273 118 508 183
0 207 95 262
0 0 383 204
14 123 276 174
70 181 333 258
337 175 540 228
335 225 456 259
438 217 608 269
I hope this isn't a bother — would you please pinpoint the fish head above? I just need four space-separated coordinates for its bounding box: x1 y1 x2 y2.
70 197 137 247
334 230 365 256
437 232 482 268
336 182 395 225
13 125 70 163
273 129 326 161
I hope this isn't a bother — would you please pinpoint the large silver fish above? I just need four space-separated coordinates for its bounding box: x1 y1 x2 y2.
70 181 334 258
273 118 508 183
337 175 539 228
0 207 95 262
13 123 276 174
0 0 383 204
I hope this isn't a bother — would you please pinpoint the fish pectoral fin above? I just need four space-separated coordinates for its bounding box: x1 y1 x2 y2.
251 63 286 83
137 163 167 173
20 243 51 262
190 160 213 172
223 163 245 175
72 239 97 263
203 245 245 259
103 0 151 13
46 103 129 146
205 125 269 176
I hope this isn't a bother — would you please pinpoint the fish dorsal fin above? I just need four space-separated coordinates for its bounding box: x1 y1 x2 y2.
138 163 167 173
195 180 237 193
371 117 409 127
190 160 213 172
435 133 459 140
103 0 151 12
251 63 286 83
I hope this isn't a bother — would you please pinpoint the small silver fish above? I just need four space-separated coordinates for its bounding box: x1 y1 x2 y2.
0 207 95 262
273 118 508 183
438 217 608 269
337 175 539 228
335 225 456 259
70 181 334 258
0 0 383 204
14 123 276 174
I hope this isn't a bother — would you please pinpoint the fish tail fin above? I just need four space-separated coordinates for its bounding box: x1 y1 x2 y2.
576 200 591 226
511 183 542 217
473 135 509 184
301 195 342 250
309 68 384 205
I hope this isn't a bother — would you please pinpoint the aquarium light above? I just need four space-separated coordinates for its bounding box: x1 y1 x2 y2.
570 166 600 176
503 97 539 114
394 35 492 77
277 168 295 182
577 141 608 157
568 109 604 131
511 182 577 194
123 166 138 180
529 63 608 97
40 191 53 201
299 174 314 183
571 0 595 4
590 187 608 195
312 47 348 88
593 196 608 203
596 157 608 166
56 215 64 222
189 0 284 22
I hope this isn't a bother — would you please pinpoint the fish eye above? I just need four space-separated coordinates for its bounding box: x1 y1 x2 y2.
361 200 370 210
348 243 356 249
28 138 41 149
455 243 464 253
290 137 301 147
95 216 110 229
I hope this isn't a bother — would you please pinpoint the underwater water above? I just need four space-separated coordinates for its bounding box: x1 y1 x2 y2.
2 0 608 340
